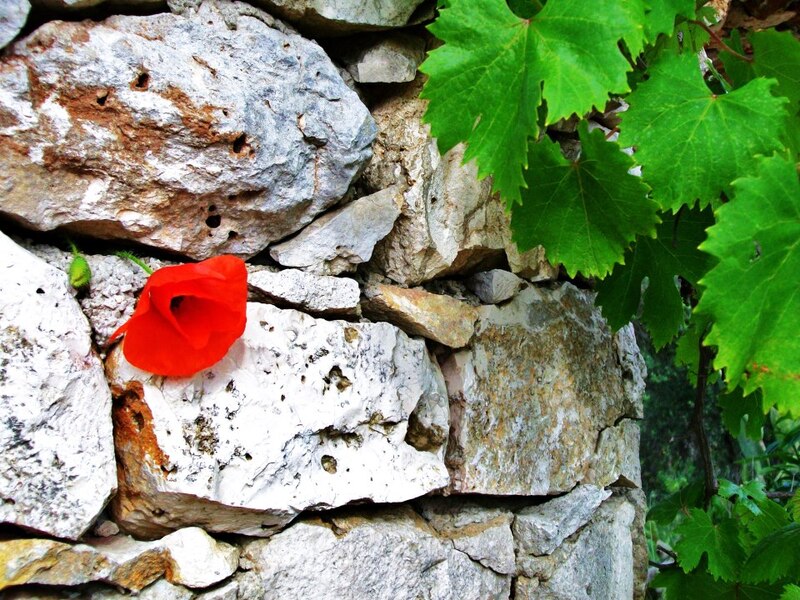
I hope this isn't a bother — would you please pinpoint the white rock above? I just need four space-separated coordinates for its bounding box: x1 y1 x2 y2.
240 507 511 599
0 0 29 49
465 269 525 304
254 0 427 33
0 527 237 592
248 269 361 317
0 232 116 540
341 33 426 83
0 1 375 259
512 485 611 556
515 495 637 600
363 78 557 286
107 302 450 538
270 186 402 275
442 284 643 496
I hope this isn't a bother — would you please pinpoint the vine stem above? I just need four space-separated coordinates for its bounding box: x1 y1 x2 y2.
690 20 753 63
116 251 154 275
693 333 718 507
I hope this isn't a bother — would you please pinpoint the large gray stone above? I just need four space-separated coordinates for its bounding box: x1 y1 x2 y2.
362 78 557 286
239 506 511 599
106 302 449 538
441 284 645 496
0 0 29 50
0 1 375 260
270 186 402 275
252 0 428 34
248 268 361 317
340 33 426 83
0 232 116 540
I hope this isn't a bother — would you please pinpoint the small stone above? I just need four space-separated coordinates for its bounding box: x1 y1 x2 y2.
362 283 478 348
465 269 525 304
340 33 426 84
0 232 116 540
93 519 121 537
106 303 449 538
270 186 403 276
512 485 611 556
0 0 29 49
0 528 238 592
248 269 361 317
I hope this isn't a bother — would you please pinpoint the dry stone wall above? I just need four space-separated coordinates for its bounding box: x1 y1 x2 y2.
0 1 647 598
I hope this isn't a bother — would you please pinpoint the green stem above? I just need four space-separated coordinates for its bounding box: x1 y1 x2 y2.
116 251 154 275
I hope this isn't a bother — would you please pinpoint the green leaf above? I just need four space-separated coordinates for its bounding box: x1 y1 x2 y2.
721 30 800 111
619 51 790 211
696 153 800 414
644 0 696 41
510 123 658 277
782 584 800 600
674 508 745 581
596 206 713 346
719 479 767 516
743 522 800 584
648 479 705 526
789 492 800 522
719 387 766 440
652 568 785 599
739 497 792 549
420 0 641 203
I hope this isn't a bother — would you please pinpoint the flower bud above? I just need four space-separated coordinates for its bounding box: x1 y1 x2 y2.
69 255 92 289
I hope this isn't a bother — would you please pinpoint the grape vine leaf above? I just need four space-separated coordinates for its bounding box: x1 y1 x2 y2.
510 123 658 277
782 585 800 600
718 387 766 441
789 492 800 522
648 479 705 526
596 206 713 347
653 568 784 600
420 0 641 204
674 508 745 581
738 497 792 551
721 30 800 111
718 479 767 517
696 153 800 414
644 0 696 41
619 51 789 211
743 523 800 584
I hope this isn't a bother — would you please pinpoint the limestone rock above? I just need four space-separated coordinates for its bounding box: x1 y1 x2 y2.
589 419 642 488
0 528 237 592
512 485 611 556
515 495 638 600
417 499 516 575
0 0 29 50
253 0 427 34
239 507 511 599
106 302 449 538
442 283 642 496
362 283 477 348
362 78 557 286
248 269 361 317
614 323 647 419
270 186 402 275
0 232 116 540
340 33 426 83
0 1 375 259
465 269 525 304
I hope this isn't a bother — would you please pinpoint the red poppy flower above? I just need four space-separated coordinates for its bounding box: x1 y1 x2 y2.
110 255 248 377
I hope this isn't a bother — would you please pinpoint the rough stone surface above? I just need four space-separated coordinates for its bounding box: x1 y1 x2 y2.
340 33 426 83
239 506 511 599
417 499 516 575
106 302 449 538
0 1 375 259
248 268 361 317
512 485 611 556
0 0 29 50
515 494 638 600
362 78 557 286
590 419 642 488
0 528 238 592
270 186 402 275
465 269 525 304
0 232 116 541
441 283 645 496
253 0 427 34
614 323 647 420
362 283 478 348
